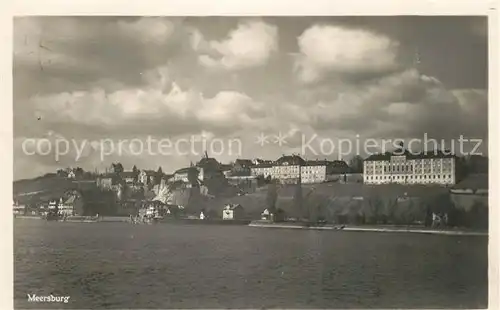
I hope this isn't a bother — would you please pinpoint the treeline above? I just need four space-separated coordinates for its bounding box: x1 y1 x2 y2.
264 183 488 229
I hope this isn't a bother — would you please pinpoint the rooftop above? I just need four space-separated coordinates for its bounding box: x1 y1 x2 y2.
276 155 306 166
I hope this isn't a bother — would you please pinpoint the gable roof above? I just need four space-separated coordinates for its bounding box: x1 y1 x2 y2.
235 159 254 167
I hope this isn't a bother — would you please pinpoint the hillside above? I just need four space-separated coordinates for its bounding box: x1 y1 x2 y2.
193 182 452 223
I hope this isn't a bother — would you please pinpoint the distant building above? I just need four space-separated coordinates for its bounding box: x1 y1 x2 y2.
363 150 456 185
222 204 244 220
12 200 26 215
301 160 328 184
250 163 273 179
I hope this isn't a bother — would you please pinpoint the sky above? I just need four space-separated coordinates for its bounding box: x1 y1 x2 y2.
13 16 488 180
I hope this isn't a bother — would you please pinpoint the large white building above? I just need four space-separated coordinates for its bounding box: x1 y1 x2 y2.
271 155 305 184
363 151 456 185
301 162 327 184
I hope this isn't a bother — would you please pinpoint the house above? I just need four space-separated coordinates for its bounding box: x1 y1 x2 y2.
58 194 84 216
13 200 26 215
222 204 244 220
231 159 253 176
67 170 76 179
96 174 116 189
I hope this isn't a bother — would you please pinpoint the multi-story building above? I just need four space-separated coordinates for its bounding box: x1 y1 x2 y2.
272 155 306 184
363 150 456 185
250 163 273 178
301 161 327 184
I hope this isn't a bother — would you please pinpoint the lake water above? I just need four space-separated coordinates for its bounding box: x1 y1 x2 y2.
14 220 488 309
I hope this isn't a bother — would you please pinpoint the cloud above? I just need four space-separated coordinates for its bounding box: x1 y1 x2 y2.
12 17 488 179
295 25 400 83
25 65 272 140
194 20 279 70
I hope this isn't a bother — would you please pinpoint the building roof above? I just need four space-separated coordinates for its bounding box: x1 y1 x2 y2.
141 170 157 175
220 164 232 171
252 163 273 168
276 155 306 166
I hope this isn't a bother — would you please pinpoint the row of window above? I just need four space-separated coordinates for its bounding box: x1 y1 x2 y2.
367 159 453 166
366 174 453 181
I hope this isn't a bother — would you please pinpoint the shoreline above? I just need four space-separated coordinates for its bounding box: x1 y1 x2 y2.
14 216 487 236
248 222 487 236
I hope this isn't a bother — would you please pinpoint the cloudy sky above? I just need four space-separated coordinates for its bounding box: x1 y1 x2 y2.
13 16 488 180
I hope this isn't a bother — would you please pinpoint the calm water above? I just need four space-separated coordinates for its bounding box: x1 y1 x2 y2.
14 220 487 309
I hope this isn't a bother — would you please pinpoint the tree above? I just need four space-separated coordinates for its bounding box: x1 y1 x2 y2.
74 167 84 179
156 167 164 184
266 181 278 215
349 155 364 173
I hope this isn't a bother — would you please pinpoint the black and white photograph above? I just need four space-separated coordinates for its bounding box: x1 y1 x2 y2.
10 3 495 309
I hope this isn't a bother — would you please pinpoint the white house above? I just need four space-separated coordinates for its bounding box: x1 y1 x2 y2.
261 208 270 220
222 204 244 220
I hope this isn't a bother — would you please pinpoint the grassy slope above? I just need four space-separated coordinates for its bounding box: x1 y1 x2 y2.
13 176 96 203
